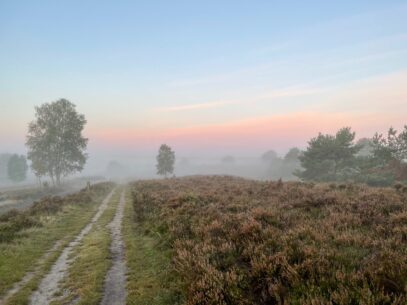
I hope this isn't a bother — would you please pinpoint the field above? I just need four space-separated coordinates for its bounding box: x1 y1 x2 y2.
0 182 114 304
0 176 406 305
129 176 407 305
0 178 96 215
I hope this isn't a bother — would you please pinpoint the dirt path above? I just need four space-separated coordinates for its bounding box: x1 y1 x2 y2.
101 190 127 305
29 189 116 305
0 241 63 305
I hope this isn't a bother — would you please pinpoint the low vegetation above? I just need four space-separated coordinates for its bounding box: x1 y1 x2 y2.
53 188 121 305
123 188 181 304
130 176 407 305
0 182 114 302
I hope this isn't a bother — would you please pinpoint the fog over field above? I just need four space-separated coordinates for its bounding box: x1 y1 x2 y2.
1 2 407 187
1 1 407 304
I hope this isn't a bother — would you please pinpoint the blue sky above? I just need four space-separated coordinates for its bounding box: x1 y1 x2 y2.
1 0 407 156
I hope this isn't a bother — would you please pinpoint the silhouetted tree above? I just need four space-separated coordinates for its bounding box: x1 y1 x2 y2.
156 144 175 177
26 99 88 185
284 147 301 162
221 155 235 164
295 127 361 181
0 153 12 180
261 150 279 163
368 126 407 182
372 126 407 164
356 138 374 157
7 154 28 182
106 161 125 178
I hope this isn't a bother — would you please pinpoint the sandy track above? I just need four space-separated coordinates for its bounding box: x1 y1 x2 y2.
29 189 116 305
101 190 127 305
0 241 63 305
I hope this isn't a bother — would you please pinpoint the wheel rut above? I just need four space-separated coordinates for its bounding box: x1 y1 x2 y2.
100 189 127 305
29 189 116 305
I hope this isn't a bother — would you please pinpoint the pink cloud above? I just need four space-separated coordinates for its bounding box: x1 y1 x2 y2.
153 100 236 112
87 111 405 154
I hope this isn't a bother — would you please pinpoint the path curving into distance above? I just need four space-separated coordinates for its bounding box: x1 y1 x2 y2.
101 189 127 305
29 188 116 305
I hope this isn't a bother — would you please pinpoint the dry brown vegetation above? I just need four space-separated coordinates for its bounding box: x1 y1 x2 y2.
131 176 407 305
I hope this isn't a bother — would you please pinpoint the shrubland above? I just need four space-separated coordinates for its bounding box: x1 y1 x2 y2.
130 176 407 305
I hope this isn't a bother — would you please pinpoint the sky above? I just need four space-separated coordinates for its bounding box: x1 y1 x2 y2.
1 0 407 161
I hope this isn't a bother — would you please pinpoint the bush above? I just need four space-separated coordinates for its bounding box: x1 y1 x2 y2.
0 181 115 244
0 214 40 243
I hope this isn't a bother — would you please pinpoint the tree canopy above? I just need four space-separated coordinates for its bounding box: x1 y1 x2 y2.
156 144 175 177
0 153 12 180
26 99 88 185
295 127 361 181
372 126 407 164
221 155 235 164
261 150 279 163
7 154 28 182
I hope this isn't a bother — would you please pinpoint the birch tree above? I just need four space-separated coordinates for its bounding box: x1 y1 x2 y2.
26 99 88 185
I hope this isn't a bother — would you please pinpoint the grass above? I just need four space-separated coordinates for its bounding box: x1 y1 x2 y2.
4 242 68 305
122 187 182 305
0 182 114 304
51 188 121 305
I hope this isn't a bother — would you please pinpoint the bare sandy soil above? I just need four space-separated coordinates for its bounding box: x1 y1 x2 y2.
101 190 127 305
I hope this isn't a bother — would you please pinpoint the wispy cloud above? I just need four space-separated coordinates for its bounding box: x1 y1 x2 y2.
153 85 324 113
255 87 325 100
153 100 237 112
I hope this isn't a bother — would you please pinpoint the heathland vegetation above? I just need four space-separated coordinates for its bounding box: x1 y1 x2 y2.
129 176 407 304
1 99 406 304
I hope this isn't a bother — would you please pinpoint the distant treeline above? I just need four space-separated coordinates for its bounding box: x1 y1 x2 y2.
270 126 407 186
0 154 28 183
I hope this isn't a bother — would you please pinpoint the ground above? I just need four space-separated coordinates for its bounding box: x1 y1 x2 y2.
0 176 406 305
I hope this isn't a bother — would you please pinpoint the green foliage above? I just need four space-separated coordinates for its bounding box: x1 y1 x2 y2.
26 99 88 185
284 147 301 162
356 138 374 157
7 154 28 182
296 127 361 181
262 148 302 180
293 125 407 185
0 153 12 180
372 126 407 163
156 144 175 177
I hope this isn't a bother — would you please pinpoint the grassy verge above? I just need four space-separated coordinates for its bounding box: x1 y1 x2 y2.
0 183 114 305
5 239 71 305
51 188 122 305
122 187 181 305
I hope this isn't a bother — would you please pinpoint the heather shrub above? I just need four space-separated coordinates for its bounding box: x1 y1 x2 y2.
0 213 40 242
131 176 407 304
